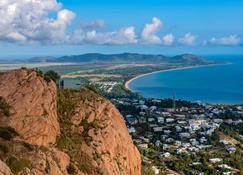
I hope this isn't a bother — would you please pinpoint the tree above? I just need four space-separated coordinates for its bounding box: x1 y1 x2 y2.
44 70 60 83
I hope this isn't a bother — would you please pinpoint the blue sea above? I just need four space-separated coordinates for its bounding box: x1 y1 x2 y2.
129 55 243 104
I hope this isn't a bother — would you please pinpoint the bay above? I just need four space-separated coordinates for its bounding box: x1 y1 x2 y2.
128 55 243 104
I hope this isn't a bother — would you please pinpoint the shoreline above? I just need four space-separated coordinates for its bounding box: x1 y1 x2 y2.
124 63 229 91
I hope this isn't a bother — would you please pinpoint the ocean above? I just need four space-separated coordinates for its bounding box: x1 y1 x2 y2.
128 55 243 104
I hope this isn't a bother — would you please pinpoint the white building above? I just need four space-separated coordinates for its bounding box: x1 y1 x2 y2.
148 118 155 122
157 117 164 123
166 118 175 123
209 158 223 163
128 127 136 133
151 166 160 175
138 143 148 149
161 152 171 158
153 127 163 132
179 132 191 139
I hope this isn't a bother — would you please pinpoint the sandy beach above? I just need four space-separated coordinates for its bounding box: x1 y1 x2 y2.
124 63 228 91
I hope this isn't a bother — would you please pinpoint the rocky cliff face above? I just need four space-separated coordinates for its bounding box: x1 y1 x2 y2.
57 88 141 175
0 69 60 146
0 69 141 175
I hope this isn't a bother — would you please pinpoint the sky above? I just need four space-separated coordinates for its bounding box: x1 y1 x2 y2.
0 0 243 59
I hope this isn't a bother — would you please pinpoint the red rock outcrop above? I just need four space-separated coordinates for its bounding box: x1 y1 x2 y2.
18 148 70 175
68 89 141 175
0 69 60 146
0 69 141 175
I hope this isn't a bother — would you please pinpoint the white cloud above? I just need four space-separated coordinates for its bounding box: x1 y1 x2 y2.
209 35 241 46
141 17 163 44
162 34 174 46
6 32 27 42
80 20 105 30
2 2 239 47
0 0 137 45
178 33 196 46
79 26 137 45
0 0 75 44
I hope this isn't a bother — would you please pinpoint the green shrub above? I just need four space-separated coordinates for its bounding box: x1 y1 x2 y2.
0 127 18 140
6 157 31 174
84 84 100 94
57 135 76 150
0 142 9 154
67 164 76 175
57 89 99 174
57 89 77 122
141 163 155 175
21 142 35 151
57 135 94 173
0 97 11 117
70 150 93 174
44 70 60 82
35 69 43 77
39 145 49 152
91 119 100 129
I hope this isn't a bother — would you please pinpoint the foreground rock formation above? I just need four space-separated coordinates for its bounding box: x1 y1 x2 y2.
0 69 60 146
0 69 141 175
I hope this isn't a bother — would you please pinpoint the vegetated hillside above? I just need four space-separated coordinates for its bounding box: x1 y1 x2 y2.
171 54 212 64
27 56 56 63
29 53 215 65
0 69 141 175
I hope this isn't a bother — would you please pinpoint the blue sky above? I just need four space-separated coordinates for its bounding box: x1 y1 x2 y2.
0 0 242 58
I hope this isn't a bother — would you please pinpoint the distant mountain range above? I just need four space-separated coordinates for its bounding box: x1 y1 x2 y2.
28 53 216 65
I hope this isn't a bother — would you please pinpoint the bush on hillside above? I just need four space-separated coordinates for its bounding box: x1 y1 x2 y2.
0 97 11 117
6 157 31 174
0 127 18 140
44 70 60 82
